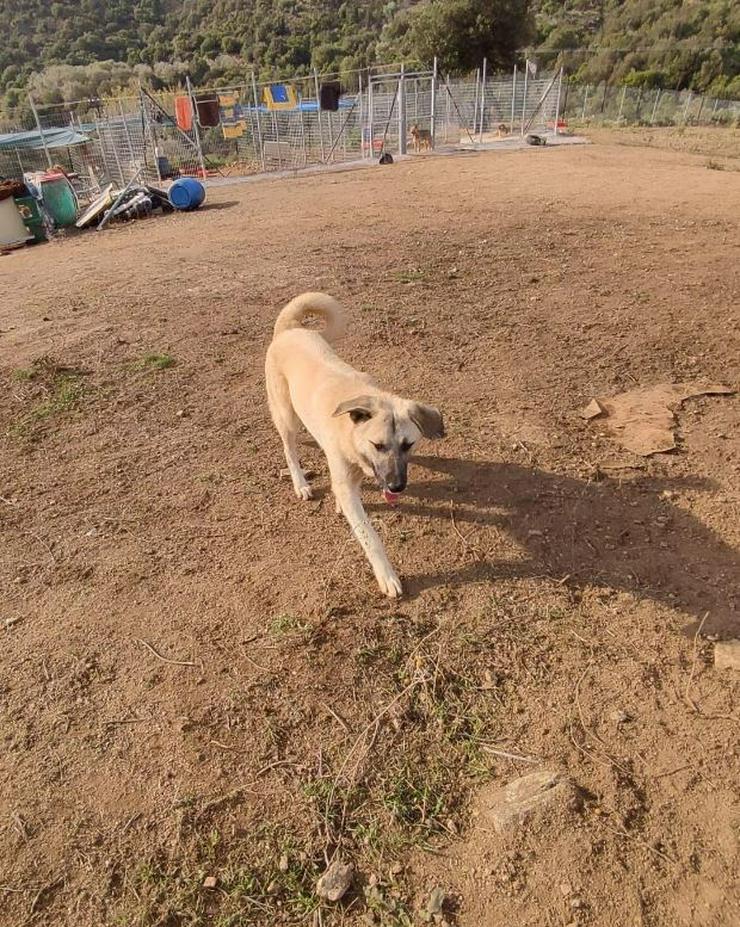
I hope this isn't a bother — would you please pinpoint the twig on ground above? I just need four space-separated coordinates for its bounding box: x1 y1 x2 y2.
10 812 28 840
572 665 633 777
323 702 351 732
29 878 63 915
481 745 541 764
103 718 147 727
122 812 142 832
595 816 679 866
254 759 297 778
22 530 56 566
684 612 709 713
196 785 259 821
449 502 484 561
242 652 270 673
323 676 425 852
134 637 196 667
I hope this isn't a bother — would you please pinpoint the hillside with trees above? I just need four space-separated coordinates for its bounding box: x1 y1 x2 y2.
1 0 738 114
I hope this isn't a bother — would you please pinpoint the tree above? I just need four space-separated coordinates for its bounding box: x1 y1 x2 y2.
382 0 535 74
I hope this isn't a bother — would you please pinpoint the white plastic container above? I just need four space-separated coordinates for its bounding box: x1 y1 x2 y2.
0 195 32 248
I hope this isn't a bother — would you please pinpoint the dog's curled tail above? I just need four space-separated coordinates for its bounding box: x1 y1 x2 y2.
273 292 345 343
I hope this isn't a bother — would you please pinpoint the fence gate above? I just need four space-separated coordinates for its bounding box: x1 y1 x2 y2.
368 69 435 156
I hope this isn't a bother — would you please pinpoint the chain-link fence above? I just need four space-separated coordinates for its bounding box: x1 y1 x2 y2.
2 63 737 208
562 82 740 127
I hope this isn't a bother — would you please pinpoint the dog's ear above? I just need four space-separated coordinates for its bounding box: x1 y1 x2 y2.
333 395 378 424
409 402 445 439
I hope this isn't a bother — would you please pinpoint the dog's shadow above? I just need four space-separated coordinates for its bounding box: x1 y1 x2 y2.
386 455 738 636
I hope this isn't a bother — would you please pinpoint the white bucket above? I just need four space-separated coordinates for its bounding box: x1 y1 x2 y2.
0 195 32 247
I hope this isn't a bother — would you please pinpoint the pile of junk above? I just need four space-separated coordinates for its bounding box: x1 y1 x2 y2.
0 169 206 252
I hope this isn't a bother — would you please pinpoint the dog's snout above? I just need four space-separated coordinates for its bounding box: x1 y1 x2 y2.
388 479 406 493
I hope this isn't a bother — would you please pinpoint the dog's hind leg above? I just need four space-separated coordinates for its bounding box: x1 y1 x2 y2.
266 368 313 501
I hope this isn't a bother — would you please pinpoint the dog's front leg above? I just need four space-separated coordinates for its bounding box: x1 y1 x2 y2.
332 479 402 598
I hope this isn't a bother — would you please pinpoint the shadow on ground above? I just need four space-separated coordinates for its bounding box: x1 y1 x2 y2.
397 456 738 636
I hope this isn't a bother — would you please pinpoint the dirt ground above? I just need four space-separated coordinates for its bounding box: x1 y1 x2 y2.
1 133 739 927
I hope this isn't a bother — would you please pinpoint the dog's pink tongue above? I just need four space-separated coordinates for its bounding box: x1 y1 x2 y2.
382 489 400 506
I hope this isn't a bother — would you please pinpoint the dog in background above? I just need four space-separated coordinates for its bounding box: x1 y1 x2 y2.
265 293 444 597
409 124 433 153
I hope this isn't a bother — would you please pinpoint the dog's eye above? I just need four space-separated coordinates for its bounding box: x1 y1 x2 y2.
371 442 387 452
400 440 415 452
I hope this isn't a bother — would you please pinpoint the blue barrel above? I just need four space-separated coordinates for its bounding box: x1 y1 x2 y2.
168 177 206 211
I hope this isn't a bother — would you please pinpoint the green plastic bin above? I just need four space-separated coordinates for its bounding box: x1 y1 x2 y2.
15 196 47 242
40 173 78 227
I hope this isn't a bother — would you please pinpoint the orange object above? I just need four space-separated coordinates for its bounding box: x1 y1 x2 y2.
175 95 193 131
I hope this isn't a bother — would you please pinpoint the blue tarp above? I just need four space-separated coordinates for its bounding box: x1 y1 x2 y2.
0 127 90 151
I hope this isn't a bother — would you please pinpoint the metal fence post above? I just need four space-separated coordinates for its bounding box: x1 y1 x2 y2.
139 89 162 183
430 57 437 148
472 66 481 138
650 88 661 124
357 70 364 160
250 72 266 172
683 89 693 123
553 67 563 135
368 71 375 159
581 85 589 121
119 100 137 166
511 64 517 130
298 97 308 166
186 75 207 178
98 115 124 184
398 63 407 154
617 85 627 122
478 57 487 142
94 116 114 182
313 68 326 162
695 94 705 125
521 60 529 135
28 94 53 168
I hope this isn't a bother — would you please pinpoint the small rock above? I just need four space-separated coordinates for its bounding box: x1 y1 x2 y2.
714 640 740 671
202 875 217 889
609 709 631 725
267 879 280 894
480 669 496 690
316 860 353 901
560 881 573 896
570 896 585 910
278 853 289 872
426 886 446 917
580 398 606 420
481 769 583 834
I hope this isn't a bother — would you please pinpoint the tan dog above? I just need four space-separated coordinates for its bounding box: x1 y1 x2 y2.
265 293 444 597
409 124 432 152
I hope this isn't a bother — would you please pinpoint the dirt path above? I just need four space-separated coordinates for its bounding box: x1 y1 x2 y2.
1 141 738 927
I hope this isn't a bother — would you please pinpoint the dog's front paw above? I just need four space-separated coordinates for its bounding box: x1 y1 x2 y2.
295 485 313 501
376 567 403 598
